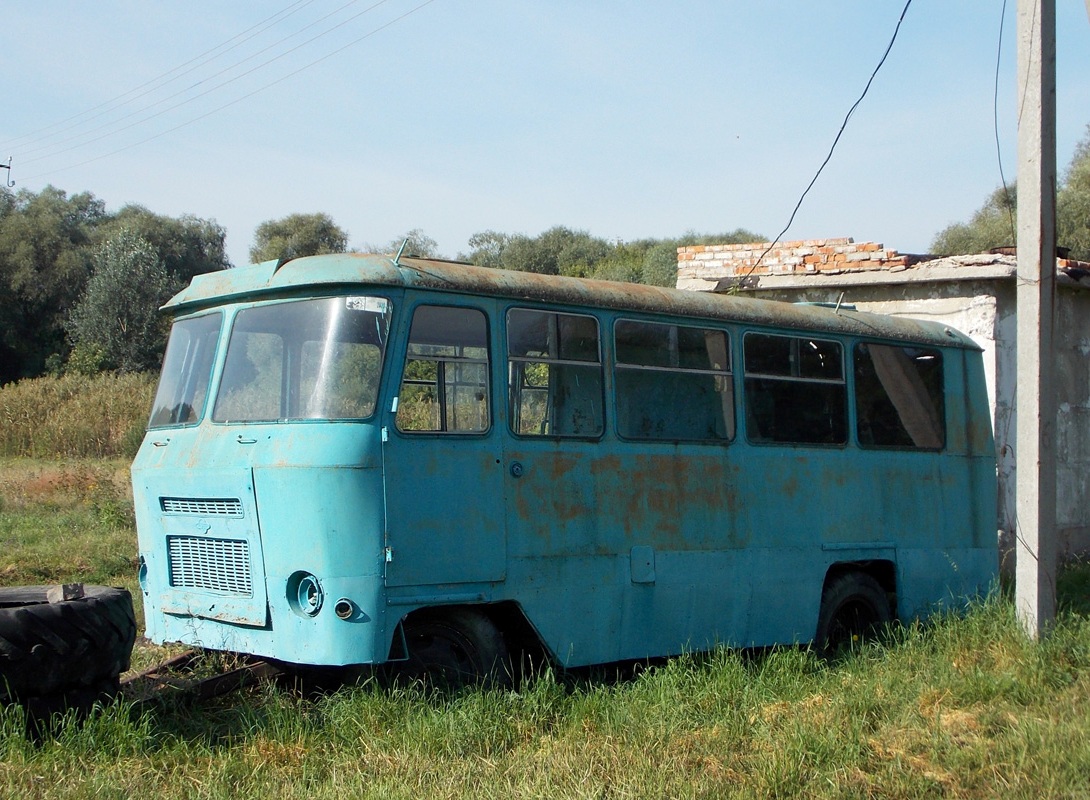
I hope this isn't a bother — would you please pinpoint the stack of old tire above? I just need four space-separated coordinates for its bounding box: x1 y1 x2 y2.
0 584 136 729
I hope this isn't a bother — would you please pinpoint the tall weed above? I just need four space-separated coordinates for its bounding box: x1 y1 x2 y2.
0 373 154 458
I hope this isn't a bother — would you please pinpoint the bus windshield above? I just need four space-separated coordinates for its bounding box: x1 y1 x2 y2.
212 295 392 423
148 312 222 428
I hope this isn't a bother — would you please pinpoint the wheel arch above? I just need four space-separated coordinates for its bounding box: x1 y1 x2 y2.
386 601 550 668
822 559 898 620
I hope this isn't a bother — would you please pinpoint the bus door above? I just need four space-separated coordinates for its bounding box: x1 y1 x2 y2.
502 308 616 663
382 303 506 588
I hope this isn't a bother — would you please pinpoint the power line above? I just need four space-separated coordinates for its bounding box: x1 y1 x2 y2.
994 0 1017 246
1 0 319 151
738 0 914 283
14 0 392 167
21 0 438 183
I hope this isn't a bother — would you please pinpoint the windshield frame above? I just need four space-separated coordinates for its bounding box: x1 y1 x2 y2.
211 295 393 425
147 311 223 430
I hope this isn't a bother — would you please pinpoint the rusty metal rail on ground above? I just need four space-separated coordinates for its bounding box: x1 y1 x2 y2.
120 651 282 705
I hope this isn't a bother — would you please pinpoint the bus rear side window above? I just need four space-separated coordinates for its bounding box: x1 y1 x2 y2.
744 332 846 445
614 320 733 441
854 343 945 449
148 312 222 428
508 309 603 437
396 305 490 433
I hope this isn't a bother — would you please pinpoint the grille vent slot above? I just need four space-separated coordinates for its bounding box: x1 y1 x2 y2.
160 497 243 517
167 536 253 596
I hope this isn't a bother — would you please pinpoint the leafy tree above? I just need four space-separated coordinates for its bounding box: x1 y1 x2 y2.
459 226 766 286
552 229 611 277
66 230 173 373
97 205 229 287
1058 131 1090 260
930 186 1017 255
249 212 348 263
494 226 611 276
589 239 654 284
499 233 555 274
385 228 439 258
461 230 510 268
0 186 105 382
640 240 685 286
0 187 237 383
931 124 1090 261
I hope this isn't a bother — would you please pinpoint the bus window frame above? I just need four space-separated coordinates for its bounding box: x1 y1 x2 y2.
394 303 493 436
147 310 223 430
853 341 946 451
210 295 393 425
506 306 605 440
612 317 735 444
742 330 848 447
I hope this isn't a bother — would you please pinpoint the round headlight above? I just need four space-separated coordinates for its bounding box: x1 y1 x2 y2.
287 571 324 617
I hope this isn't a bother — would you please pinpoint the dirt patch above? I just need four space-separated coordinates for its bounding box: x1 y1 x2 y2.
0 459 133 509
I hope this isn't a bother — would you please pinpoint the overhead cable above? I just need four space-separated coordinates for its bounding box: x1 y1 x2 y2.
740 0 914 282
2 0 320 151
21 0 438 182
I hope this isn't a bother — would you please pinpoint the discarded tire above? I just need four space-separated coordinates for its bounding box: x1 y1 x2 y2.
0 585 137 706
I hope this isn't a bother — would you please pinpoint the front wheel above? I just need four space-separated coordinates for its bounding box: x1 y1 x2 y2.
396 609 512 689
814 573 892 658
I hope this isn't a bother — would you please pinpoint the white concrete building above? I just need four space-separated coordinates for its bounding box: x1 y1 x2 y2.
677 238 1090 565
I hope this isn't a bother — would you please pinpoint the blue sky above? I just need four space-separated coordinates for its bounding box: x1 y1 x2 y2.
2 1 1088 266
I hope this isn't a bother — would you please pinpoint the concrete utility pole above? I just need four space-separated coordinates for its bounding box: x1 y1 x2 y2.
1014 0 1057 637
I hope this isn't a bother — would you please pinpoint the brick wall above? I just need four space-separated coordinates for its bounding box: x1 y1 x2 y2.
676 237 921 282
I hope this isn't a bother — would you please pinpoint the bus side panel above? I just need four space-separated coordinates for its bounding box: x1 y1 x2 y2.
964 349 1000 552
503 443 822 665
879 348 998 618
729 445 883 645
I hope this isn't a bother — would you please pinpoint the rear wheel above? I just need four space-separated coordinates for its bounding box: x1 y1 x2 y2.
814 573 892 657
396 609 512 689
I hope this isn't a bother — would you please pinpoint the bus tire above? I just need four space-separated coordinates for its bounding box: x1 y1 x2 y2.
814 573 892 657
0 585 137 704
398 609 512 689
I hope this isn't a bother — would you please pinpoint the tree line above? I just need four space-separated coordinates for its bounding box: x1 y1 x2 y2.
2 125 1088 386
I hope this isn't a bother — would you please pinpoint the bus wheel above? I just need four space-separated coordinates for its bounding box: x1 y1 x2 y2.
814 573 892 658
398 610 512 689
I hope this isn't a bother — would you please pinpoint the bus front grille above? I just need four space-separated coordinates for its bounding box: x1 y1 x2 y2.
160 497 243 517
167 536 253 596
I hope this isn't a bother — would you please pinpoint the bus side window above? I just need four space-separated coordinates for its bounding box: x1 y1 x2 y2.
507 309 604 437
854 343 944 449
396 305 490 433
614 320 734 441
743 332 846 445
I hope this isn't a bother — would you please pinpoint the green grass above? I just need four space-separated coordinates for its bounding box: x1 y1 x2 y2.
2 458 1090 798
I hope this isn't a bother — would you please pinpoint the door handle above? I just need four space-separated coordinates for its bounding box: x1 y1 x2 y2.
509 461 524 478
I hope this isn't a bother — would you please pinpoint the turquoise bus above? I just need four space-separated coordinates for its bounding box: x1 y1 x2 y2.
131 253 997 682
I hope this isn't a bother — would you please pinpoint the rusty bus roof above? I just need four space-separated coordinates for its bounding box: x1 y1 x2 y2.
163 253 980 350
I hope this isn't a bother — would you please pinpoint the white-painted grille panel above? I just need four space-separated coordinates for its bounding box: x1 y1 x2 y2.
160 497 243 517
167 536 252 595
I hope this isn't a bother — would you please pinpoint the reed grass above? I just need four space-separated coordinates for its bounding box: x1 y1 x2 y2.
0 373 154 459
